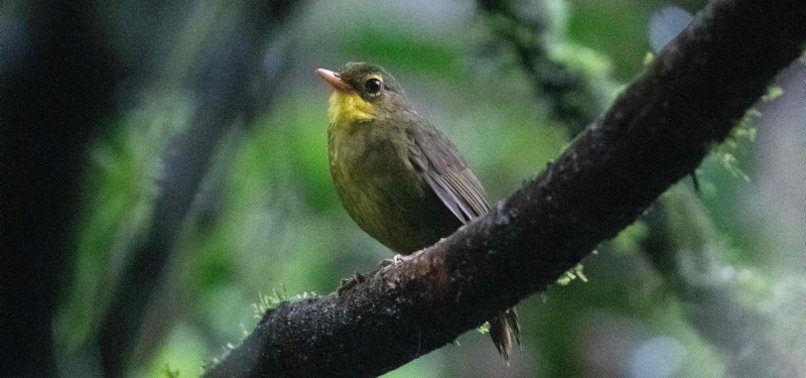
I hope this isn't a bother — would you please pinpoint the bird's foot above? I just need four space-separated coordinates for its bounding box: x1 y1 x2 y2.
337 272 367 296
339 255 415 295
379 254 410 268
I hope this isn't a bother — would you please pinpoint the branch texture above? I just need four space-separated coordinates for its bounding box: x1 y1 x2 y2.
479 2 803 374
206 0 805 376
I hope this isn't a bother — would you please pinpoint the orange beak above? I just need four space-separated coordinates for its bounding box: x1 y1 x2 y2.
316 68 349 92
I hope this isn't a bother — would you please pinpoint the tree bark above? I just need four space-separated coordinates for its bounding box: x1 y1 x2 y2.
205 0 805 376
480 1 803 376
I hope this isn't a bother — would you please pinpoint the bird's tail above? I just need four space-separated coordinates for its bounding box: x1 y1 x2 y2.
489 307 521 363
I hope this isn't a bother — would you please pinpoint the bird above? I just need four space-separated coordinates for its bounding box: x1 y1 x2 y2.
317 62 520 361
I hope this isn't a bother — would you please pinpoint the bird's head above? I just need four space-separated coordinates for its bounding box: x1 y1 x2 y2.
317 62 408 127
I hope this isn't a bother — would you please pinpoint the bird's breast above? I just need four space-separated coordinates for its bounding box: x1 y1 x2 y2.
328 124 457 253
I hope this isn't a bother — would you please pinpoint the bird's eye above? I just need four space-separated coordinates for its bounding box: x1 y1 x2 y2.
365 78 382 94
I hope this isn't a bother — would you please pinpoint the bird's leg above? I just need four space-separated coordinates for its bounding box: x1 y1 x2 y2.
337 271 367 296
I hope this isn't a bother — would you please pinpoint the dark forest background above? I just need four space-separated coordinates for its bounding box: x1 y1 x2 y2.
2 0 804 376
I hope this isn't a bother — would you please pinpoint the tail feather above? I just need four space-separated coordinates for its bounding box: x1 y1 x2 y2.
489 307 521 362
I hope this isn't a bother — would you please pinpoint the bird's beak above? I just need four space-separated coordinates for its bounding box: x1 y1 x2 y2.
316 68 349 92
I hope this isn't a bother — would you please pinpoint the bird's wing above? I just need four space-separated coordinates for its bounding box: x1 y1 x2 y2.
408 123 490 224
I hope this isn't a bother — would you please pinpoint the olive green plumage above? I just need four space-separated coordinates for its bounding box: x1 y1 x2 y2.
320 62 520 361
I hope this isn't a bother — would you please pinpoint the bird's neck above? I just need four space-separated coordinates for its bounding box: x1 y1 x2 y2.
328 91 375 130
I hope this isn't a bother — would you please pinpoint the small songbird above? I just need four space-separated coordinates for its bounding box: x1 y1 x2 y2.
317 62 520 361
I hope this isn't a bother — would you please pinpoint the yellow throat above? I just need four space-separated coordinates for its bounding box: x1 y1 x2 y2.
328 91 375 127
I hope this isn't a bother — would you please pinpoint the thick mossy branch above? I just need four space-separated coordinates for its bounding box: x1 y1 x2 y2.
205 1 805 376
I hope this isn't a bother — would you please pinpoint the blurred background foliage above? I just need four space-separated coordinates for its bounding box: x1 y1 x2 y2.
4 0 803 377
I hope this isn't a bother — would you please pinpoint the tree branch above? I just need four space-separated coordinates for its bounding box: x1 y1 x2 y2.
479 1 803 374
205 0 805 376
